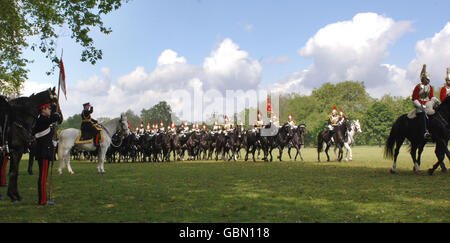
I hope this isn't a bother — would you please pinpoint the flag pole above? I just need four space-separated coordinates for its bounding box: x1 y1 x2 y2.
49 49 63 201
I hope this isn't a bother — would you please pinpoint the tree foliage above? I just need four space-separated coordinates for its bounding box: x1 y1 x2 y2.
0 0 129 95
140 101 179 127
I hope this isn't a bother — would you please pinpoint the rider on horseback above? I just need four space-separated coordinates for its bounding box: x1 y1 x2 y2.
288 112 297 128
439 68 450 102
255 110 264 130
328 106 340 140
80 102 100 146
412 64 439 140
271 112 280 127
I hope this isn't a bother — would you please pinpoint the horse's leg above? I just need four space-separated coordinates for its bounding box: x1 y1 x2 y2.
344 143 352 161
7 151 23 202
390 137 405 174
428 139 448 175
410 143 421 173
64 147 74 175
296 145 304 162
333 145 338 161
416 143 425 169
57 144 65 175
288 147 292 161
279 146 284 162
1 155 8 186
28 152 34 175
338 144 343 162
325 143 330 162
98 148 106 174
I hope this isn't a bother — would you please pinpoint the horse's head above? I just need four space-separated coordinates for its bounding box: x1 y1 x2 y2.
29 87 58 108
353 120 362 133
282 123 294 138
119 114 131 136
298 124 307 135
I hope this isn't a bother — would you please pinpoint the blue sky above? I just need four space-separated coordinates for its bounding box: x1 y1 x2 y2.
22 0 450 121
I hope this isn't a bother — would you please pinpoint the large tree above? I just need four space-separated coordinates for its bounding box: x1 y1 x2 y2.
0 0 129 95
140 101 179 127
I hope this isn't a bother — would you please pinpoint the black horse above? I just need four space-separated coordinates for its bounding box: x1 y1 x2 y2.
1 88 58 202
215 131 228 161
287 124 306 162
317 119 349 162
242 128 260 162
265 123 294 162
384 98 450 174
384 113 427 173
226 126 243 161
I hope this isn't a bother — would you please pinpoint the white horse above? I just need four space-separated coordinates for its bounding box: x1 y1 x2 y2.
57 115 130 174
334 119 362 161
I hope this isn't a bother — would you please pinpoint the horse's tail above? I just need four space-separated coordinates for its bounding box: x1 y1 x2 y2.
384 115 404 159
317 131 324 153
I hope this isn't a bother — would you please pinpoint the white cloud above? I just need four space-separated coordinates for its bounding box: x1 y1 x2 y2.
52 38 263 121
272 12 413 98
407 22 450 87
203 38 262 91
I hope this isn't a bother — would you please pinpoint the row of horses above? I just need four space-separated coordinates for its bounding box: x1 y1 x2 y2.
70 119 361 168
69 123 308 167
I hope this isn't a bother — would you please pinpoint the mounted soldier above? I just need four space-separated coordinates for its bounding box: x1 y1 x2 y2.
146 122 151 133
288 112 296 128
254 110 264 129
223 115 232 131
412 64 439 140
271 112 280 127
328 106 340 139
159 120 165 133
439 68 450 102
213 120 221 132
80 102 101 146
138 121 145 135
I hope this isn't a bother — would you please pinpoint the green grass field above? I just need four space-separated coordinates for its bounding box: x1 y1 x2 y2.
0 146 449 223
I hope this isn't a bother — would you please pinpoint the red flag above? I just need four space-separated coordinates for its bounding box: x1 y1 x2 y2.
59 58 67 99
267 96 272 116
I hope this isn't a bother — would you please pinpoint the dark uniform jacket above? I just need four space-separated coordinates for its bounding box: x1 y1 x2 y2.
81 108 98 140
33 112 62 159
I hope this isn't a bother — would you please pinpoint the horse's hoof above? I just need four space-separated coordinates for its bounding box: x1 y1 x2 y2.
390 168 397 174
427 169 434 176
441 168 447 173
414 170 422 174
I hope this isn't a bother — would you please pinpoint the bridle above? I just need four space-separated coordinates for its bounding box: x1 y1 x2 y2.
103 118 127 148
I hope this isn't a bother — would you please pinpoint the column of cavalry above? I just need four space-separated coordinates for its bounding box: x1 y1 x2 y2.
72 116 309 165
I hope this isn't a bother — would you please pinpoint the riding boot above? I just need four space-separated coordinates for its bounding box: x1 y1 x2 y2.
422 112 432 140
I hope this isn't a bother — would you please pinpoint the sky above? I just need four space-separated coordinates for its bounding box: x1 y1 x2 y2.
21 0 450 122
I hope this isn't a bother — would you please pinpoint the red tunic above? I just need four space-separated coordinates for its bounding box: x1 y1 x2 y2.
412 84 434 105
440 86 450 102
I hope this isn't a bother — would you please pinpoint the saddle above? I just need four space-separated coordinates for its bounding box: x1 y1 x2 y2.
76 123 104 146
407 100 436 119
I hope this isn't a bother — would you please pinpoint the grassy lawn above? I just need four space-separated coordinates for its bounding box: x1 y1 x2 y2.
0 145 449 222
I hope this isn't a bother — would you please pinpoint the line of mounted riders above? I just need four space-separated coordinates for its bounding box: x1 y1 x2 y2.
72 117 308 164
